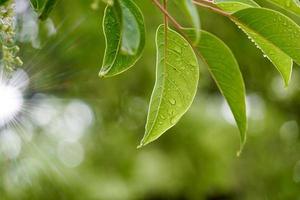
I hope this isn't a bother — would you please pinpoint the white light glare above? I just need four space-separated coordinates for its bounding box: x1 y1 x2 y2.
0 69 27 127
0 84 23 126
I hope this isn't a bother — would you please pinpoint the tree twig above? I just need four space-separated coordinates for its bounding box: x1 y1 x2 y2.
192 0 230 17
151 0 184 30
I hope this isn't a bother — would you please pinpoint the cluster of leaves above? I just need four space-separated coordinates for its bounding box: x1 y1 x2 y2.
0 0 57 71
2 0 300 152
0 0 58 19
99 0 300 153
0 1 22 71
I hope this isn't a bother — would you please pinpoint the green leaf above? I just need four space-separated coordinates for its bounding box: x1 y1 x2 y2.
100 0 145 77
30 0 45 11
175 0 201 42
139 25 199 147
187 29 247 151
0 0 9 6
215 0 260 13
39 0 58 20
102 0 113 5
232 8 299 86
265 0 300 16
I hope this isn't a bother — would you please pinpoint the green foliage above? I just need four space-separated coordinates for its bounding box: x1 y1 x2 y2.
3 0 300 151
99 0 145 77
0 0 9 6
139 25 199 147
3 0 300 198
187 29 247 151
29 0 57 20
97 0 300 150
39 0 58 20
266 0 300 16
232 8 300 86
30 0 45 11
0 2 23 71
174 0 201 42
215 0 260 13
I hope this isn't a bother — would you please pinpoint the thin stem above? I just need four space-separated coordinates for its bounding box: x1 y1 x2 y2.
151 0 198 48
163 0 168 27
163 0 168 71
151 0 184 30
192 0 230 17
193 0 215 5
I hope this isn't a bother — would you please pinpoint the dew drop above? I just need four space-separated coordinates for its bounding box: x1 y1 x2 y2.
169 98 176 105
170 117 177 125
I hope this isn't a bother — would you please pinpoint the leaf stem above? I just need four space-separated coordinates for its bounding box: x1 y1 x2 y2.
163 0 168 27
151 0 184 30
151 0 230 31
151 0 202 53
192 0 230 17
163 0 168 73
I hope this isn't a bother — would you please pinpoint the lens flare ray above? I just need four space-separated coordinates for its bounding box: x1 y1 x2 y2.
0 67 27 128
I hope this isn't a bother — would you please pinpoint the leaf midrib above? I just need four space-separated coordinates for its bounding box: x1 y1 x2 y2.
144 26 168 143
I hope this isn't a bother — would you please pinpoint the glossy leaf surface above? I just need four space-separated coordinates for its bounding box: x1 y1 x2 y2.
139 25 199 147
100 0 145 77
232 8 300 85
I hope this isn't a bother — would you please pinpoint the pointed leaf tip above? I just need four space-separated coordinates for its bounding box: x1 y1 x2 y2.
185 29 247 150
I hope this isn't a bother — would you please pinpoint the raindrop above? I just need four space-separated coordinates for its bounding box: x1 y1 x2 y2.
170 116 178 125
160 115 166 119
169 98 176 105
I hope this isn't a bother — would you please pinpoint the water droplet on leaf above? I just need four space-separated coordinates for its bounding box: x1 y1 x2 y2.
169 98 176 105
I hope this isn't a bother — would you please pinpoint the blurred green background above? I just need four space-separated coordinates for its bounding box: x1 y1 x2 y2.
1 0 300 199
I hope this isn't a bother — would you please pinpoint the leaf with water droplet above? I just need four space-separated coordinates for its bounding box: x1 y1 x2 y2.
186 29 247 152
139 25 199 147
214 0 260 13
169 98 176 105
100 0 145 77
231 8 300 86
265 0 300 16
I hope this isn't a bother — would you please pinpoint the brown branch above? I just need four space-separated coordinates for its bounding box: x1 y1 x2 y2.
192 0 230 17
151 0 184 30
163 0 168 27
